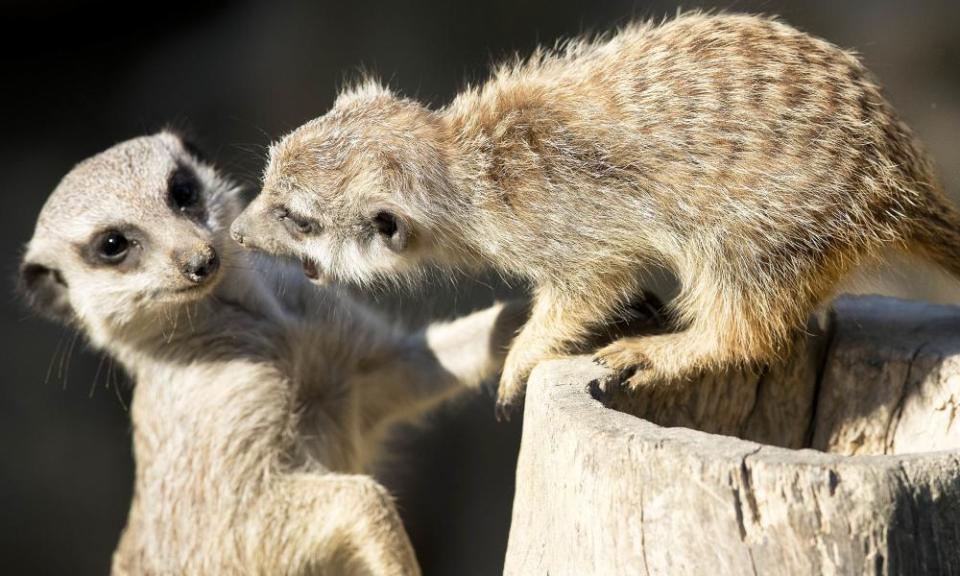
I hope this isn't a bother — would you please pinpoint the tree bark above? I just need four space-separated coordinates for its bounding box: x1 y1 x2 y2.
504 296 960 576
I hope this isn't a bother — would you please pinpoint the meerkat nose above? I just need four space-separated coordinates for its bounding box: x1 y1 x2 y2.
180 247 220 284
230 220 246 245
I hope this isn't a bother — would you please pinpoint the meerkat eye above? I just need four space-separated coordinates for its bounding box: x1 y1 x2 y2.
168 166 203 214
97 232 130 263
275 206 314 235
291 217 313 234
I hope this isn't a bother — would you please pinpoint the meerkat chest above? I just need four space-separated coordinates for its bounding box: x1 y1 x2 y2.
131 359 293 469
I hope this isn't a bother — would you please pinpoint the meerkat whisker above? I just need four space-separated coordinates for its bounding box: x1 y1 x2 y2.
60 329 80 391
91 351 110 399
43 328 68 389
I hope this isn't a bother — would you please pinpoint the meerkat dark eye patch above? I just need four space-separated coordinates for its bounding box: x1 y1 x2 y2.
19 261 74 323
288 213 314 235
167 165 206 219
373 211 398 237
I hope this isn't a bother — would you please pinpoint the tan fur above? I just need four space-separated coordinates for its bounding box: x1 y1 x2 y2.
234 12 960 413
20 133 525 574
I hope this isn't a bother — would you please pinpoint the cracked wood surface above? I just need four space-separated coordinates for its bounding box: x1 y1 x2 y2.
504 297 960 576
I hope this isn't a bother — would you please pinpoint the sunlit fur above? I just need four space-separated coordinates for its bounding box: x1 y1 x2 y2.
21 133 524 575
241 12 960 411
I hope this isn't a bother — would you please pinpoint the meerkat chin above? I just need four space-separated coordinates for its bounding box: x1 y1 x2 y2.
20 132 526 574
234 11 960 417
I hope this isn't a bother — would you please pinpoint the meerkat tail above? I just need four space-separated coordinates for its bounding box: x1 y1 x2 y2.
837 246 960 306
836 194 960 306
908 196 960 284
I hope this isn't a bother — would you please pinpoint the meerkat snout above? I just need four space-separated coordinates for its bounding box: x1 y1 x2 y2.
229 219 246 245
175 244 220 284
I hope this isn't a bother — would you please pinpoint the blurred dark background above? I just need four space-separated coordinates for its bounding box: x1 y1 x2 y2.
2 1 957 574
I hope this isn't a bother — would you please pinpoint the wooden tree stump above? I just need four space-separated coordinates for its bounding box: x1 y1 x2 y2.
504 296 960 576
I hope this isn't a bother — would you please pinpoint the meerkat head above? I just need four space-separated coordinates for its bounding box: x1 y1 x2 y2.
19 131 243 347
232 81 457 287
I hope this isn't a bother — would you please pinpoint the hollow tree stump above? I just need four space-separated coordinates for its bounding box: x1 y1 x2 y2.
503 296 960 576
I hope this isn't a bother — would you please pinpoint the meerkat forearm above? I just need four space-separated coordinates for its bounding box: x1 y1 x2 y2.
355 300 526 428
422 300 527 391
497 277 639 410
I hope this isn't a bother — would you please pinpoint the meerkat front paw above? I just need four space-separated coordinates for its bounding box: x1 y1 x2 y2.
594 338 649 371
593 338 659 389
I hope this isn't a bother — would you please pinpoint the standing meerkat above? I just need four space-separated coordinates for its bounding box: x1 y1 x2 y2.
20 132 524 575
231 12 960 414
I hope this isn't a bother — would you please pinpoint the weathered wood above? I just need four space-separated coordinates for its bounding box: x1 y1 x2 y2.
603 318 827 450
813 297 960 454
504 297 960 576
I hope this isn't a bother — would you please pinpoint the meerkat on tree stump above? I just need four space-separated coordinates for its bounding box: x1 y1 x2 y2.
232 12 960 416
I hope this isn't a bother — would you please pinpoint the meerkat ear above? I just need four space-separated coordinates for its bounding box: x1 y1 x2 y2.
180 137 209 164
372 209 410 252
161 127 209 164
19 261 74 324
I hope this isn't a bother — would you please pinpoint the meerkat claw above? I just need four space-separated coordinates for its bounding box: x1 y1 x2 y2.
593 342 649 373
623 368 661 390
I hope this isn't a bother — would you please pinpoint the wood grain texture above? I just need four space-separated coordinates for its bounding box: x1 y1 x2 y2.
505 297 960 576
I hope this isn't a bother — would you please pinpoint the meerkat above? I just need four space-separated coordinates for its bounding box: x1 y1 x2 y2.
19 132 525 575
230 12 960 415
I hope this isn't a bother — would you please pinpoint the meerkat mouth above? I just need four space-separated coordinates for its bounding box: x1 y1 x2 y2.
168 280 218 298
302 258 320 280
